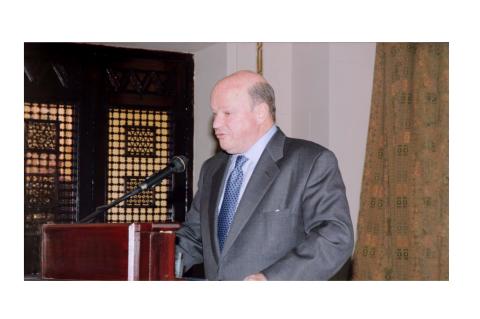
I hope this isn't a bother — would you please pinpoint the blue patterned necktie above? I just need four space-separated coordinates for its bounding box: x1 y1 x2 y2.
217 155 248 252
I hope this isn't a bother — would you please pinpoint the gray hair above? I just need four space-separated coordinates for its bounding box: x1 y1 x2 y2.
248 81 276 122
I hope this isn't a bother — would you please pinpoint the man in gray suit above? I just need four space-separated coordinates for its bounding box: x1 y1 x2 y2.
176 70 354 280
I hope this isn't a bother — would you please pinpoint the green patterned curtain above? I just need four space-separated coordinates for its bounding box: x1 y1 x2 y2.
352 43 448 280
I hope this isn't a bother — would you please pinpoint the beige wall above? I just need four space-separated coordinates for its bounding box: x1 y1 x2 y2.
192 43 227 192
291 43 330 145
328 43 376 233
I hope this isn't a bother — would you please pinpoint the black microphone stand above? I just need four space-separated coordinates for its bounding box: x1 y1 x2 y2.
79 155 188 223
79 187 143 223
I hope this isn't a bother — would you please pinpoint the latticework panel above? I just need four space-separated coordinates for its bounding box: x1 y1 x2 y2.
107 107 173 223
24 102 78 273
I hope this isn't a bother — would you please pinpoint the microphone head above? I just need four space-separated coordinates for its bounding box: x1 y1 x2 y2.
171 155 188 173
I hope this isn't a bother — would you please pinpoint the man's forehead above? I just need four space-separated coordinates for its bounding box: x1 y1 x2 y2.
211 83 246 103
213 78 245 94
210 89 250 113
210 71 263 108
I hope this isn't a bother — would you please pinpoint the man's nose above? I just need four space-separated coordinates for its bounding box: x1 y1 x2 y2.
212 114 222 129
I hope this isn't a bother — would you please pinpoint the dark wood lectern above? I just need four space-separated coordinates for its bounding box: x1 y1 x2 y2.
41 223 180 280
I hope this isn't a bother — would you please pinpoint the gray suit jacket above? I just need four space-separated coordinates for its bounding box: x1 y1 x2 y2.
176 129 354 280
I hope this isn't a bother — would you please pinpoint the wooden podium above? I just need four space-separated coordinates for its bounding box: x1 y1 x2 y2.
41 223 180 280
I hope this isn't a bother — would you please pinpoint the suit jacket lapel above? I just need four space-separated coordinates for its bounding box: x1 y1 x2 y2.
208 154 229 261
221 130 286 256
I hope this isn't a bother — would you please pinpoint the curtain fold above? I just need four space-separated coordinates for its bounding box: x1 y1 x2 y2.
352 43 448 280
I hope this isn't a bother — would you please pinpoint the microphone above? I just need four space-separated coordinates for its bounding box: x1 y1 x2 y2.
79 155 188 223
138 155 188 190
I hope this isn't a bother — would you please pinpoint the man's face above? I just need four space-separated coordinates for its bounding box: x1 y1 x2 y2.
211 85 259 154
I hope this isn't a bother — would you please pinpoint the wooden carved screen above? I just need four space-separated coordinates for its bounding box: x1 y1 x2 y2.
24 102 78 274
107 107 174 223
103 54 192 224
24 43 193 275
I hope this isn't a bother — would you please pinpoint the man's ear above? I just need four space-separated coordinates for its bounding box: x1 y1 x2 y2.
254 102 269 123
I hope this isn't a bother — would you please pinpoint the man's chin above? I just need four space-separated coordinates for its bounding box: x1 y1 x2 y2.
219 145 236 155
218 143 229 153
218 140 243 154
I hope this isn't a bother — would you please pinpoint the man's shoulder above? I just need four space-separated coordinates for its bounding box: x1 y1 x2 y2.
280 136 340 170
283 136 332 157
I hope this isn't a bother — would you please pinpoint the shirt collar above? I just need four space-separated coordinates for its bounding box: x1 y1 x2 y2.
235 125 278 165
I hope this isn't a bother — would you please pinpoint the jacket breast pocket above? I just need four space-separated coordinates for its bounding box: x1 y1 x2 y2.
259 207 299 255
262 207 295 217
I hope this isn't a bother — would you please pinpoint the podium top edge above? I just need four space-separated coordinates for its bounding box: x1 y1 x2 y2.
42 222 181 230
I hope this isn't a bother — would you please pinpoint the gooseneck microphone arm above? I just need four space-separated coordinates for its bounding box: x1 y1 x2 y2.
79 155 188 223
